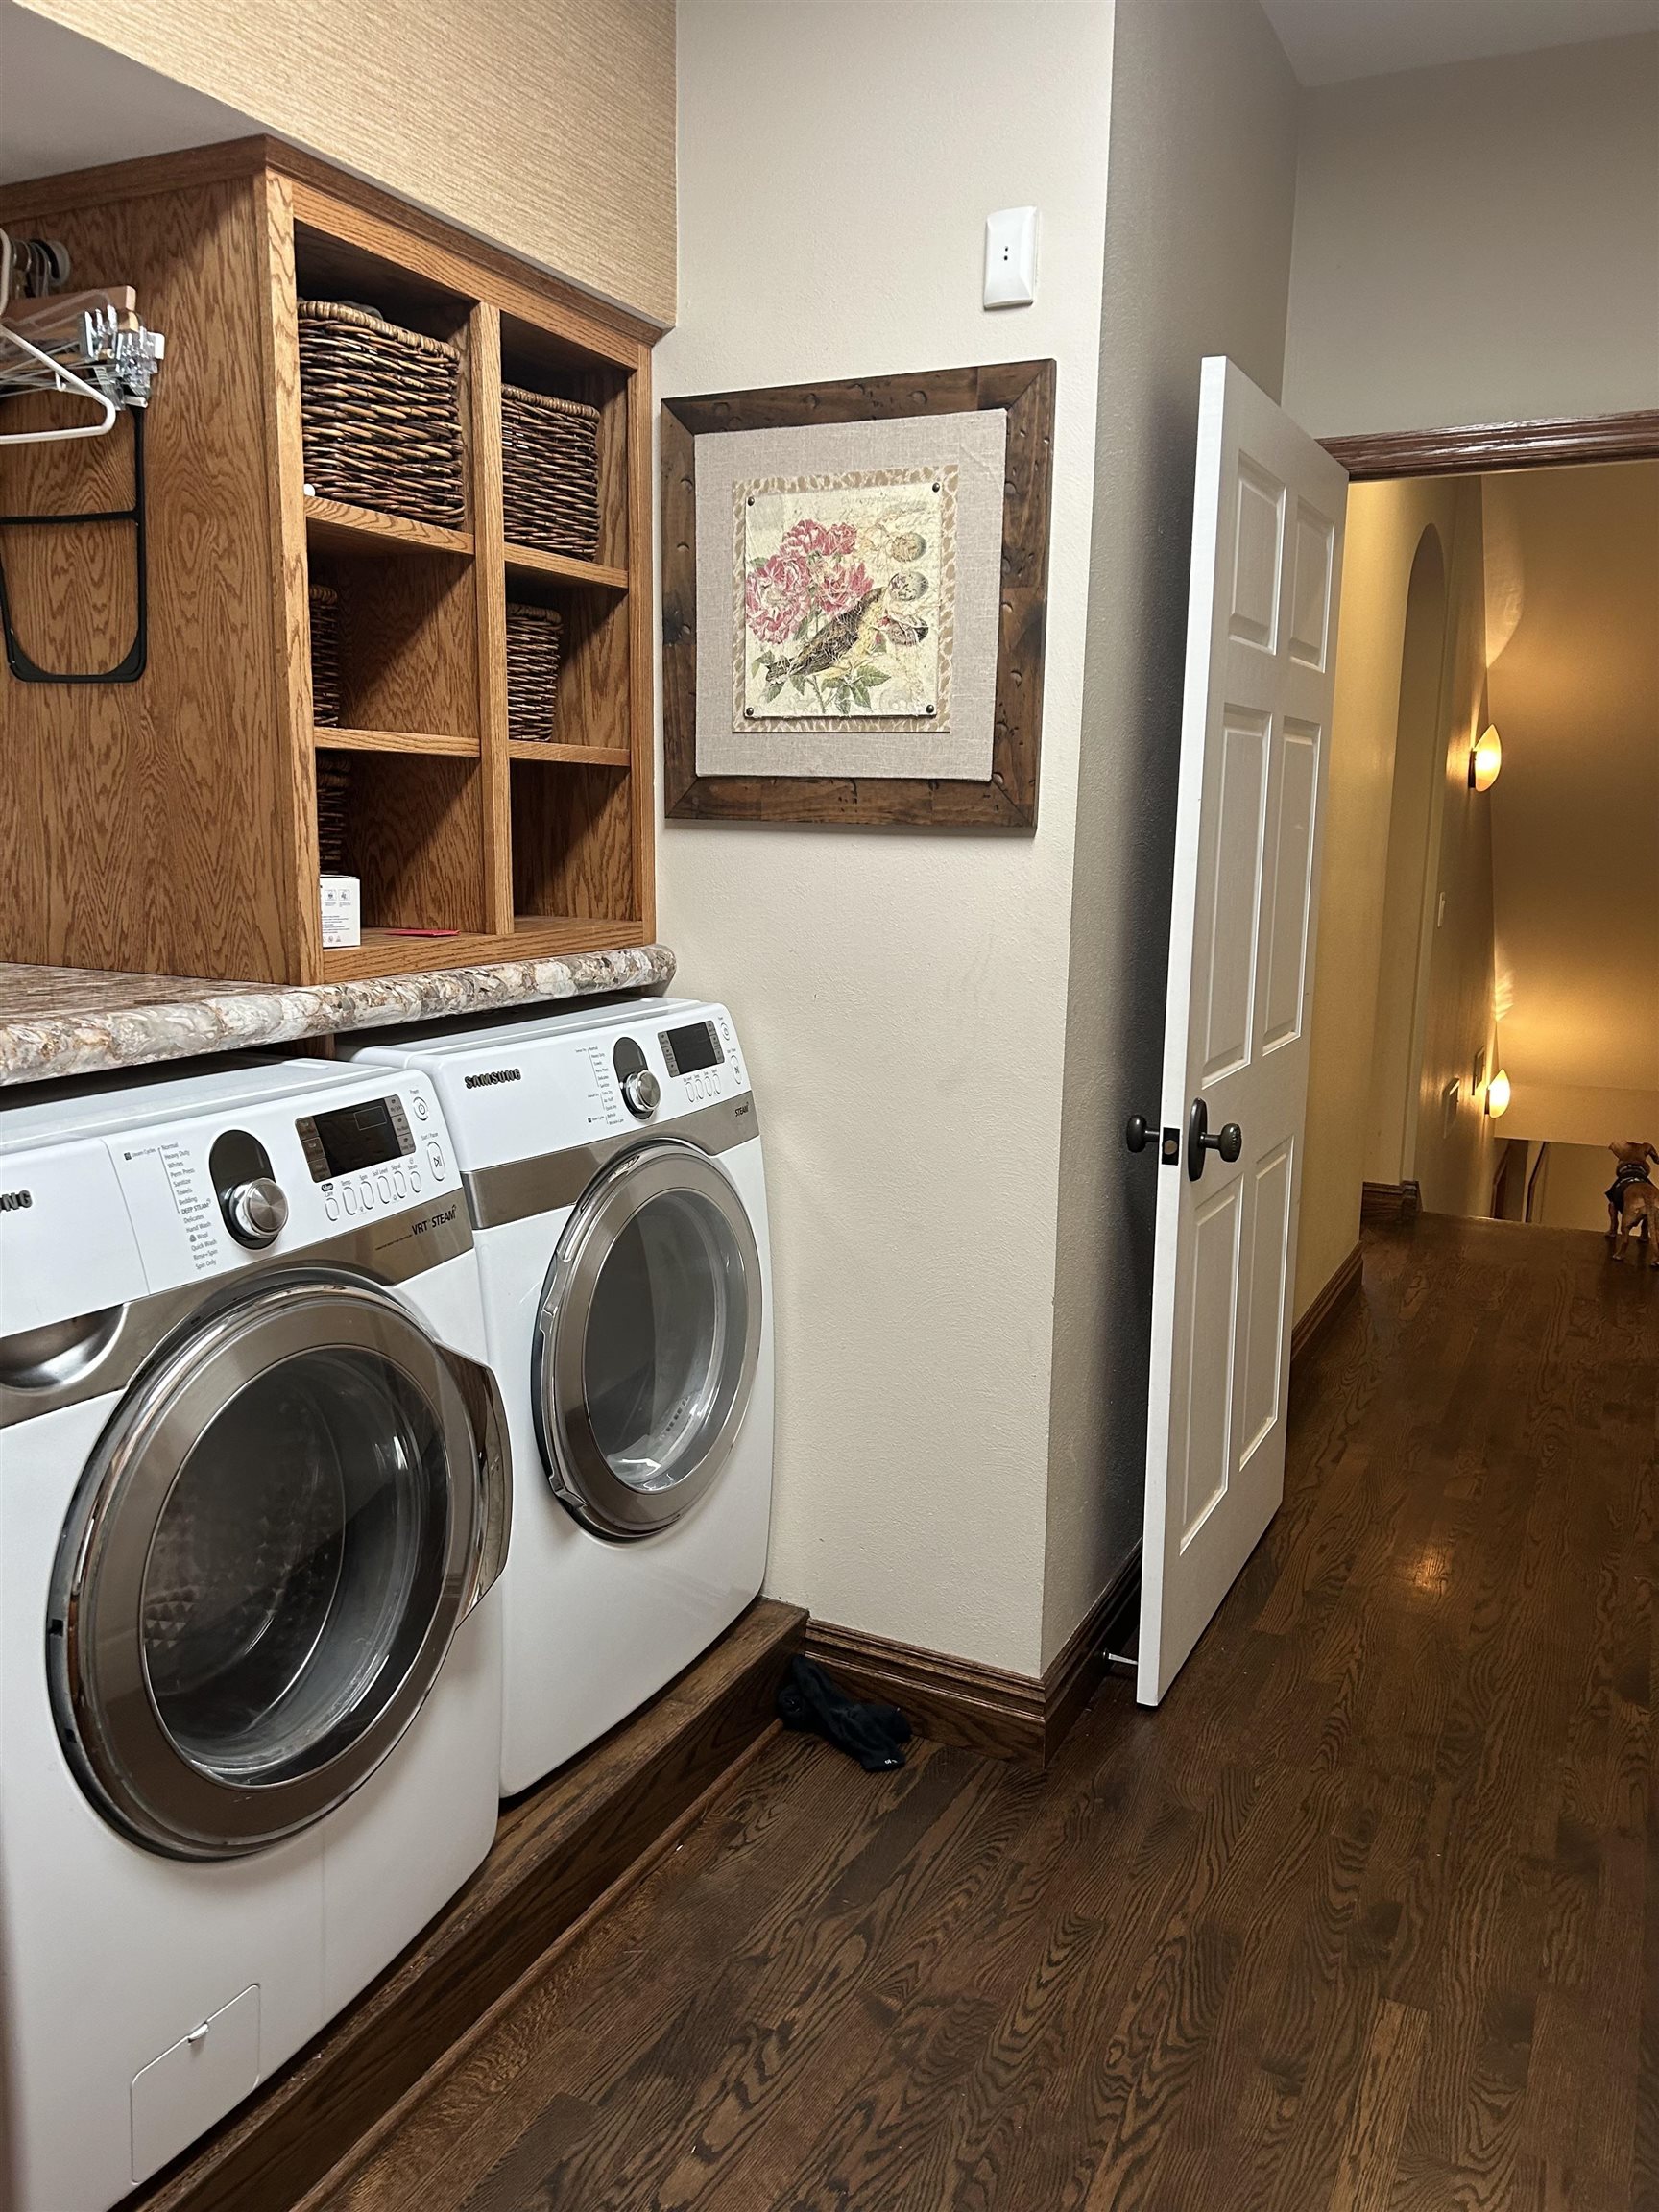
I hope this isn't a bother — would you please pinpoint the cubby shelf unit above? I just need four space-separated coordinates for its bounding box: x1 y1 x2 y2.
0 138 657 987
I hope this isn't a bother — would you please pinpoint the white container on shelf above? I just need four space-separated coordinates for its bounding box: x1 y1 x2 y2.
320 874 360 948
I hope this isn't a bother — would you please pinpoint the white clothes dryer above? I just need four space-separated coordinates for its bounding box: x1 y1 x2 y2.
0 1058 509 2212
348 998 772 1794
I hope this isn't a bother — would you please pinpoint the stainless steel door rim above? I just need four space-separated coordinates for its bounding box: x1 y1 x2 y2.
533 1140 762 1540
48 1269 509 1861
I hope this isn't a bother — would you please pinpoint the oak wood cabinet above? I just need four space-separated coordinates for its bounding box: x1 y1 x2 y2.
0 139 656 985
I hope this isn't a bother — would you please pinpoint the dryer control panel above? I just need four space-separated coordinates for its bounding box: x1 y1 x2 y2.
603 1006 748 1120
346 998 755 1172
655 1006 747 1112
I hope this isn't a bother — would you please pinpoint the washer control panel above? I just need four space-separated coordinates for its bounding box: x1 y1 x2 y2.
107 1072 460 1291
315 1126 449 1228
295 1091 442 1225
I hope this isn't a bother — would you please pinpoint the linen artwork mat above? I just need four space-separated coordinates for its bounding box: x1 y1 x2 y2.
694 408 1006 781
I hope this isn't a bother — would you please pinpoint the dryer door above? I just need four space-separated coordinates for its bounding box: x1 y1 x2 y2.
49 1270 508 1860
535 1140 763 1539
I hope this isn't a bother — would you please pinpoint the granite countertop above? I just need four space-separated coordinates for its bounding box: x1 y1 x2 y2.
0 946 677 1088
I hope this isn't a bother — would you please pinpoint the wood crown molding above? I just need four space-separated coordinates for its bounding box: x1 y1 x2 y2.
805 1548 1142 1768
1323 409 1659 480
1290 1242 1363 1373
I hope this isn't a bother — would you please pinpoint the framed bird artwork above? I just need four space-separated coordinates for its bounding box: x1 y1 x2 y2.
661 360 1055 827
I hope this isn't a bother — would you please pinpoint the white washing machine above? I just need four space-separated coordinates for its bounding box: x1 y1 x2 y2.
0 1057 510 2212
349 998 772 1794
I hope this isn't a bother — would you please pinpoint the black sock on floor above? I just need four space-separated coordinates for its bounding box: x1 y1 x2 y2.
776 1655 912 1772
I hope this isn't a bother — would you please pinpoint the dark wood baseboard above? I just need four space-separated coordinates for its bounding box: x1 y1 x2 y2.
804 1620 1046 1763
126 1599 805 2212
1044 1546 1142 1753
1291 1242 1364 1372
805 1550 1142 1769
1361 1179 1420 1225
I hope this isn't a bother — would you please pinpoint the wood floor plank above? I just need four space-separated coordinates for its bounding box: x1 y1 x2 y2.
1325 1998 1431 2212
307 1217 1658 2212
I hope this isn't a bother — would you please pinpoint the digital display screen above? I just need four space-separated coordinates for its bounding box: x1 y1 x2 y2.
299 1097 413 1182
661 1022 723 1077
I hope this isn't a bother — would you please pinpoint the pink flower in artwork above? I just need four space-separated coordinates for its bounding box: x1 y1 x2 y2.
816 561 876 618
745 548 810 643
781 517 858 560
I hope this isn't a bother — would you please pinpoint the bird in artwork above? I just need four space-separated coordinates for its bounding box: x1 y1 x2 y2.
757 589 928 697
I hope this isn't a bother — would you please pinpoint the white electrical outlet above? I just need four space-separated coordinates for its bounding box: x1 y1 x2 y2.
984 207 1038 309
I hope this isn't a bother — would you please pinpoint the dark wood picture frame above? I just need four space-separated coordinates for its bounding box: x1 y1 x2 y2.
661 360 1055 828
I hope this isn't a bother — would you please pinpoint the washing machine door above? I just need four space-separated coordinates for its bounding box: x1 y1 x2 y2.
49 1269 509 1861
534 1139 763 1539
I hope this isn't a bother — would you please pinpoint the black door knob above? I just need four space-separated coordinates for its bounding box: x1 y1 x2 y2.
1125 1115 1155 1153
1187 1097 1243 1181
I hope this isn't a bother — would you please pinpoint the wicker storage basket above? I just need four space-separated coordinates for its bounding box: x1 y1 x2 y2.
501 385 601 558
505 603 565 744
308 582 341 728
316 756 351 875
297 301 465 529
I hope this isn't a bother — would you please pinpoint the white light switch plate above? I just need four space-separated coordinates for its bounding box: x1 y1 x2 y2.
984 207 1038 309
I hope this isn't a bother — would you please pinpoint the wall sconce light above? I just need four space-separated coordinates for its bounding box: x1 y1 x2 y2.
1485 1068 1511 1117
1469 724 1503 791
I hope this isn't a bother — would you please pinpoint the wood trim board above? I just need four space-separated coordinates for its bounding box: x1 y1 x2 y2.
804 1620 1047 1765
1044 1545 1142 1757
1323 408 1659 480
805 1548 1143 1768
121 1599 805 2212
0 136 662 351
661 360 1055 828
254 166 323 985
1360 1180 1421 1225
1290 1241 1364 1372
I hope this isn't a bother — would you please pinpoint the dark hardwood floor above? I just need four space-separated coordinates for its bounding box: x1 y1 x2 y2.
306 1214 1658 2212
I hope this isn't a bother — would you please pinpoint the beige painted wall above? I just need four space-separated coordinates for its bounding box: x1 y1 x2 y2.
658 1 1116 1677
1282 33 1659 435
1506 1080 1659 1150
1298 477 1454 1308
1487 462 1659 1106
1534 1142 1623 1235
1044 0 1298 1667
1363 522 1449 1191
12 0 677 324
1296 474 1493 1304
1410 641 1501 1220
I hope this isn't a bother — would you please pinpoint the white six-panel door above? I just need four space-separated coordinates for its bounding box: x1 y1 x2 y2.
1137 357 1349 1706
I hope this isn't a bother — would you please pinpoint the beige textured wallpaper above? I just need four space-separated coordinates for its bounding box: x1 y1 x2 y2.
14 0 677 325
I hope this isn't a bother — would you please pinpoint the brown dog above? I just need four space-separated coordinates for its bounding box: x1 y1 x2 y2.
1607 1142 1659 1264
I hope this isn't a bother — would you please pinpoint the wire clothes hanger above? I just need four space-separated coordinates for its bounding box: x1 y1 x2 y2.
0 227 160 682
0 230 117 442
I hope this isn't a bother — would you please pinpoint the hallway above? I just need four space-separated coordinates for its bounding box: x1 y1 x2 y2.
308 1215 1659 2212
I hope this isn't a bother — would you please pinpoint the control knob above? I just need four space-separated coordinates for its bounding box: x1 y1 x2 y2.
621 1069 661 1120
225 1176 289 1248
